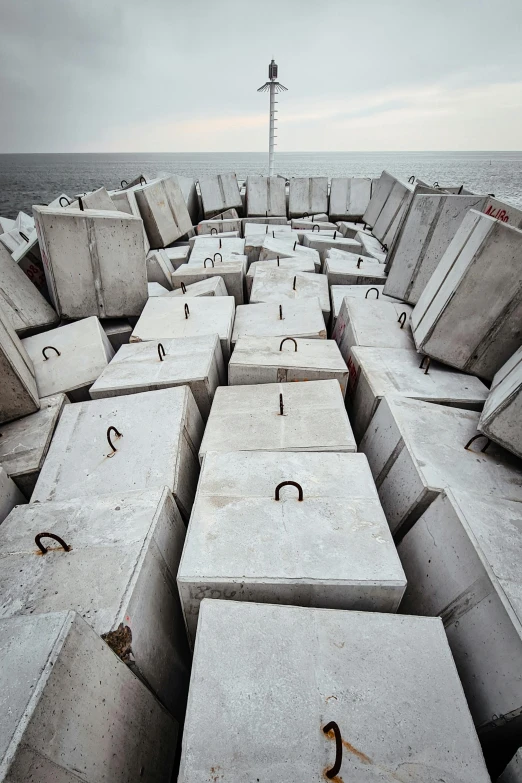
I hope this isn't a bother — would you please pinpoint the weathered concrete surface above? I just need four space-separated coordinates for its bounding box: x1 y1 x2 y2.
363 170 397 227
22 316 114 400
164 245 191 269
246 176 286 217
384 194 487 303
178 451 405 643
0 393 67 497
302 233 362 263
146 250 175 290
229 336 348 392
80 187 115 211
130 296 235 362
0 305 39 425
199 173 242 218
232 299 326 345
0 486 190 721
412 211 522 380
133 176 192 248
258 236 320 270
246 258 316 297
478 345 522 457
291 219 337 231
244 222 292 236
0 611 177 780
178 600 490 783
110 187 150 253
31 386 204 520
337 220 371 239
249 268 329 320
333 298 414 362
323 249 387 286
197 218 242 235
169 276 228 298
188 236 245 263
91 334 224 419
0 466 25 523
241 216 288 230
148 282 169 296
360 396 522 540
398 489 522 745
288 177 328 218
347 345 488 442
33 206 148 319
372 180 414 248
172 260 245 305
0 244 58 335
356 231 387 262
199 379 356 461
329 177 372 221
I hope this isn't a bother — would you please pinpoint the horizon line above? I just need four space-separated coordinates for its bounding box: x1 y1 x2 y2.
1 149 522 155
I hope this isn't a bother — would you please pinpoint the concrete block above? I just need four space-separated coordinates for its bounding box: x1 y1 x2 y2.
258 236 320 270
398 488 522 744
146 249 175 290
245 176 286 217
337 220 371 239
101 319 132 351
330 285 399 331
483 196 522 228
359 395 522 540
199 173 242 218
133 176 192 248
246 257 316 297
291 219 337 231
372 180 414 248
288 177 328 218
0 394 67 496
249 267 329 320
31 386 204 520
412 211 522 380
0 486 191 719
80 186 115 211
323 249 387 286
188 236 245 263
478 345 522 457
172 260 245 305
0 217 15 233
0 304 39 425
130 296 235 362
178 600 490 783
0 466 25 524
232 299 326 345
178 451 406 642
91 335 224 419
356 231 386 262
199 379 355 461
22 316 114 401
244 222 291 236
329 177 372 221
200 207 238 221
241 216 288 230
229 336 347 392
244 232 293 265
0 611 177 780
197 218 241 235
347 345 488 442
164 245 190 269
10 231 49 300
302 233 362 263
169 276 228 298
384 194 487 303
0 244 58 336
148 282 169 296
33 206 147 319
499 751 522 783
110 187 150 253
174 174 200 224
363 170 397 227
333 298 414 362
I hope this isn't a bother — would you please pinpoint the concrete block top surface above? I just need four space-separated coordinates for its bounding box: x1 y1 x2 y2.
249 268 330 314
330 285 398 319
0 487 183 630
334 298 415 351
244 222 292 236
168 276 228 298
0 610 176 782
360 396 522 509
188 236 245 259
178 600 490 783
230 337 347 373
31 385 203 504
325 249 387 279
232 299 327 342
130 296 235 344
0 393 67 481
0 244 58 334
22 316 114 398
179 449 405 588
90 334 222 396
259 236 320 265
349 346 489 404
199 379 356 457
248 257 316 281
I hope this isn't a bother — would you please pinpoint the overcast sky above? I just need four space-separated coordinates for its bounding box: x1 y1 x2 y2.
1 0 521 152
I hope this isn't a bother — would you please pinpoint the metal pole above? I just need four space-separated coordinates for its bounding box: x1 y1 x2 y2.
269 82 275 176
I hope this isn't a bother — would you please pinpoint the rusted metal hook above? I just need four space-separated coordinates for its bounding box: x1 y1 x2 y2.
181 282 187 294
464 434 490 453
214 252 222 263
59 195 71 207
158 343 165 362
280 337 297 352
106 426 122 458
42 345 61 360
323 722 343 779
419 356 431 374
184 303 190 319
275 480 304 501
279 393 284 415
35 532 71 555
397 312 407 329
203 258 215 268
210 227 218 235
365 287 379 299
357 258 363 269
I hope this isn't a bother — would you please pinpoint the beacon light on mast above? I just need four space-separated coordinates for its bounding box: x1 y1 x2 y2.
257 59 288 176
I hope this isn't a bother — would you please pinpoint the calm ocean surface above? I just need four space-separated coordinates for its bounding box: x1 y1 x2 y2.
1 151 521 218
